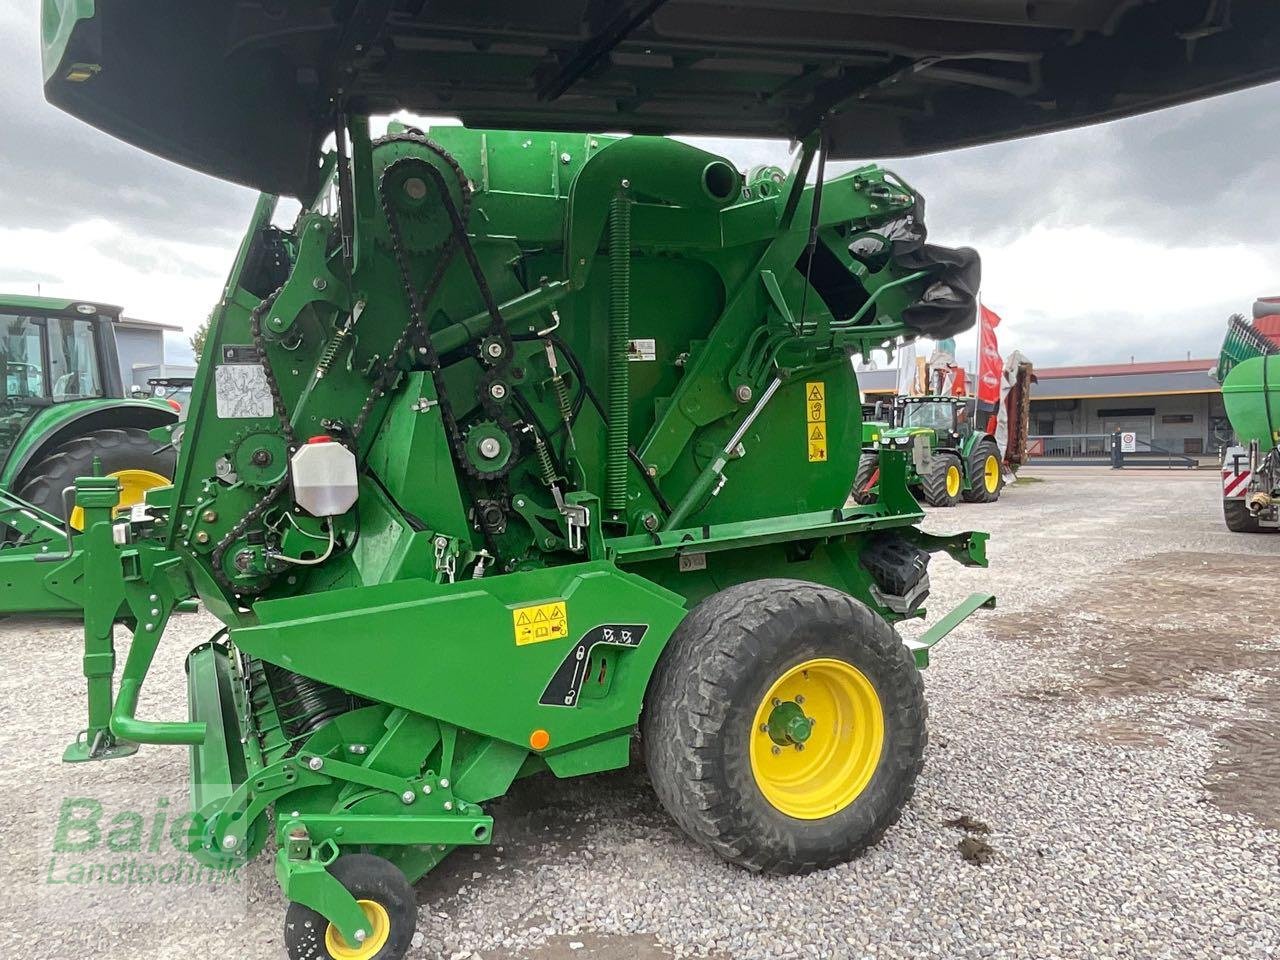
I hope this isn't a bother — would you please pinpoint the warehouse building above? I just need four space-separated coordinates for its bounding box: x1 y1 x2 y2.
113 316 187 392
861 357 1225 458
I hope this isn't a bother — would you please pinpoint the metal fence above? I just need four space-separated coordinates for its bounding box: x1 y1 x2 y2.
1026 434 1197 468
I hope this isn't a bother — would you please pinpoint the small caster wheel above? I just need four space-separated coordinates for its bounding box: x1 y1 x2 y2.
284 854 416 960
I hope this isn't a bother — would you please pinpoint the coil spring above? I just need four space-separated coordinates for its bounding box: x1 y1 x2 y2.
533 431 558 487
315 324 350 379
605 193 632 515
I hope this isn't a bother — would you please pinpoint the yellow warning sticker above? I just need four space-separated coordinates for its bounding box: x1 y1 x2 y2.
806 381 828 462
513 601 568 646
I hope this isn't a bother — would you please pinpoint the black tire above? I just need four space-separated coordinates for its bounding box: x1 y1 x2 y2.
851 452 878 504
962 439 1003 503
1224 498 1269 533
16 427 175 522
284 854 417 960
642 579 927 874
920 452 961 507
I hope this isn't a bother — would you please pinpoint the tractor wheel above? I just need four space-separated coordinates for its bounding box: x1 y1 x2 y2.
1223 499 1269 533
643 579 926 873
850 452 879 504
920 452 961 507
16 427 175 528
284 854 417 960
962 440 1003 503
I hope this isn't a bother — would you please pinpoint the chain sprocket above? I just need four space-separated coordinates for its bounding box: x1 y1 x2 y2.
229 427 290 489
462 419 520 480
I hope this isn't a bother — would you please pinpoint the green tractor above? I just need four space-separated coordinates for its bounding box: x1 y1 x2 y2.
0 296 177 527
854 396 1003 507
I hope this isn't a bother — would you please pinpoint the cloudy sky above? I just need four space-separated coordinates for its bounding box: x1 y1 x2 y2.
2 4 1277 371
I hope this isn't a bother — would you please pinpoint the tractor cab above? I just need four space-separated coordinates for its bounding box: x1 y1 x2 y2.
897 396 968 443
0 299 122 472
0 295 177 522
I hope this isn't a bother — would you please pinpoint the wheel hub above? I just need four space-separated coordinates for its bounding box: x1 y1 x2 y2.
749 658 886 820
325 899 390 960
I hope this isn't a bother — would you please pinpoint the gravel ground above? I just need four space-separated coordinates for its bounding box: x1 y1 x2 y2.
2 467 1277 959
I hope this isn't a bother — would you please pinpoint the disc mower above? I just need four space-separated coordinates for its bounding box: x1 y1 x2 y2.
11 4 1280 958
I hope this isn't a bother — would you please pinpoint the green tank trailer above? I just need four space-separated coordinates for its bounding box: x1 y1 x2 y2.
1216 298 1280 532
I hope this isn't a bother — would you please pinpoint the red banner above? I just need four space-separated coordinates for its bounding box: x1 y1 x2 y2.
976 304 1002 409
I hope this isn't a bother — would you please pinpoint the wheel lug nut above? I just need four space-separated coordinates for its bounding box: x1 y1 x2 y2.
771 746 781 756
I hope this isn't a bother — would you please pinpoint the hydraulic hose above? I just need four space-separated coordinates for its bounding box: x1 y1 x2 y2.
605 192 632 516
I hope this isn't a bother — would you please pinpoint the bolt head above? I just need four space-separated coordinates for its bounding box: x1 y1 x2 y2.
771 745 781 756
307 756 323 771
222 835 238 850
735 384 754 403
201 509 218 523
486 341 504 358
439 778 450 789
489 382 507 400
354 929 367 943
443 800 454 811
795 743 805 752
403 176 427 200
422 784 433 795
794 694 805 705
195 531 210 545
312 277 327 291
560 152 572 163
401 790 416 805
478 437 502 459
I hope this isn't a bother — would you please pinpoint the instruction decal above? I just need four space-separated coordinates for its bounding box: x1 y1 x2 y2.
215 363 274 419
539 624 650 707
806 381 828 462
513 600 568 646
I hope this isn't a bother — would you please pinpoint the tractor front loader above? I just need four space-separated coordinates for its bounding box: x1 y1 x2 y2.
10 4 1280 958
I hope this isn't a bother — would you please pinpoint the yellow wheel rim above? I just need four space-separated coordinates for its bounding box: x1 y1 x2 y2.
983 455 1000 493
324 900 391 960
945 464 961 498
69 468 170 531
749 658 885 820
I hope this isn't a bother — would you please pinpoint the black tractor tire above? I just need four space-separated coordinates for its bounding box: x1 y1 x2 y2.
1223 498 1269 533
284 854 417 960
16 427 176 522
851 452 879 504
642 579 927 874
920 452 961 507
962 439 1003 503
